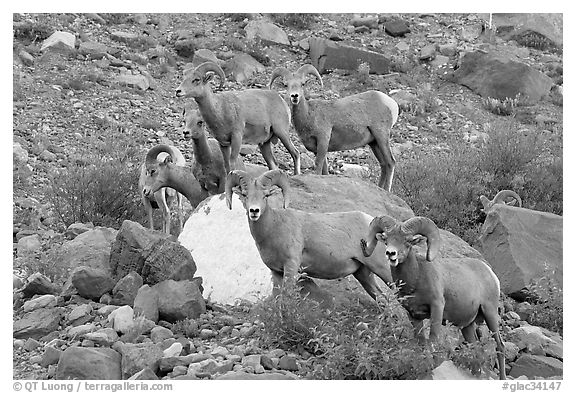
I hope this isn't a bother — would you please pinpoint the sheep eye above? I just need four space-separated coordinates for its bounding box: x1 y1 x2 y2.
197 121 203 126
149 169 156 175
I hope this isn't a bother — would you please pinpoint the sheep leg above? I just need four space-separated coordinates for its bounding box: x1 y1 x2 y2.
411 318 426 343
228 132 244 172
143 196 155 231
157 190 171 234
314 137 330 175
282 259 300 291
259 141 279 170
461 323 479 342
271 270 283 298
368 131 395 191
219 144 231 174
352 265 382 302
275 132 301 175
482 305 507 380
176 192 184 234
428 300 445 341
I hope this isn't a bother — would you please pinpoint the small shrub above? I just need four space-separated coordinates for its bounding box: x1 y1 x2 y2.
46 135 145 229
394 118 561 244
253 283 324 354
311 289 455 379
526 271 563 334
270 13 318 30
482 96 518 116
451 334 499 377
172 318 200 338
13 21 54 43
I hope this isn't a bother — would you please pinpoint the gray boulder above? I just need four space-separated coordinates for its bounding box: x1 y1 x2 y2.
153 280 205 322
133 284 159 323
490 13 562 49
223 54 265 84
509 354 562 379
56 227 117 273
118 342 164 379
479 204 562 295
78 41 110 59
71 266 115 300
110 220 196 285
453 51 554 104
309 37 392 74
56 347 121 380
23 294 57 312
14 307 64 340
244 20 290 45
21 273 59 298
41 31 75 52
111 271 143 306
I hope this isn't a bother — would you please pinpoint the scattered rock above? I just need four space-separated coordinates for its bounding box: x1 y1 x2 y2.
431 360 478 380
278 355 299 371
223 53 266 84
128 367 159 380
17 234 42 257
67 303 93 326
244 20 290 46
154 279 206 322
56 227 117 273
309 37 391 74
133 284 159 323
14 307 64 340
151 326 174 344
509 354 563 379
71 266 115 300
119 342 164 379
64 222 95 240
41 31 76 52
20 273 59 298
112 271 143 306
108 305 135 334
454 51 554 104
78 41 110 59
190 48 219 69
479 204 562 295
384 19 411 37
23 294 57 312
117 74 150 91
84 328 119 346
41 346 63 367
56 347 122 380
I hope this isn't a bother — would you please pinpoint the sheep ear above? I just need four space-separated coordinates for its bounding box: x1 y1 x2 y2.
202 73 214 84
232 186 244 196
264 185 281 197
375 233 386 242
163 156 173 164
409 234 426 245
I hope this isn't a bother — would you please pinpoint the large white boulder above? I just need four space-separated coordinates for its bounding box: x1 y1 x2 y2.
178 193 271 305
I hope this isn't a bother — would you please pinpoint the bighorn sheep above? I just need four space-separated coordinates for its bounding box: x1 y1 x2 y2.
138 145 185 234
142 144 209 209
360 215 506 380
175 61 301 176
225 169 392 302
480 190 522 212
183 104 269 193
269 65 399 191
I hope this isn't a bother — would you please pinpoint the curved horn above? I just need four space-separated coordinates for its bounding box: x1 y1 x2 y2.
257 169 290 208
479 194 491 212
400 217 441 262
296 64 323 88
362 215 398 257
268 67 291 89
225 170 250 210
193 61 225 89
145 145 174 168
492 190 522 208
